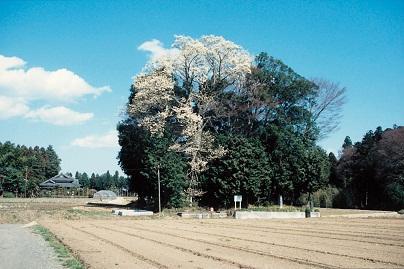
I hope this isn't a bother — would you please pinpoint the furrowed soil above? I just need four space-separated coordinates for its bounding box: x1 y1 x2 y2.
2 199 403 269
41 217 404 269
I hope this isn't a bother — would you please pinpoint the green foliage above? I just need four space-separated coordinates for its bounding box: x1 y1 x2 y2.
385 181 404 209
301 146 331 194
201 134 272 207
261 124 329 203
254 53 318 128
140 135 187 208
328 152 340 187
118 51 338 209
342 136 353 149
74 170 128 191
3 191 15 198
0 141 61 196
118 85 187 208
335 126 404 210
117 118 148 194
298 186 340 208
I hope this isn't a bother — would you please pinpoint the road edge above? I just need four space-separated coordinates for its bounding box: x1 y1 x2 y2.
32 224 86 269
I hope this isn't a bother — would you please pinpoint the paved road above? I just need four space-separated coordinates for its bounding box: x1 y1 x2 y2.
0 224 63 269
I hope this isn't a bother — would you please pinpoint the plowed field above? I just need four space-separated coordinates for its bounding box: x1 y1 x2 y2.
42 217 404 269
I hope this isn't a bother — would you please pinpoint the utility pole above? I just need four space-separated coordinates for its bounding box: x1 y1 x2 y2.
0 174 4 197
365 191 368 207
24 167 28 198
157 164 161 216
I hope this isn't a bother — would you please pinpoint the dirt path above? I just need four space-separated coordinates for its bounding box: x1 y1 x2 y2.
42 218 404 269
0 224 63 269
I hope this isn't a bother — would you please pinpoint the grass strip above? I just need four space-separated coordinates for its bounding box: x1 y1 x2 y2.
32 225 85 269
66 208 111 217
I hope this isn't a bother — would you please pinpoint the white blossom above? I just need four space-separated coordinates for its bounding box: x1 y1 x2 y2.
144 35 252 90
128 69 174 135
130 35 251 203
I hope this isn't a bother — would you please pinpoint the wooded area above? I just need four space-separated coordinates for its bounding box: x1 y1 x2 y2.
330 126 404 210
117 35 403 210
0 142 128 197
0 142 60 196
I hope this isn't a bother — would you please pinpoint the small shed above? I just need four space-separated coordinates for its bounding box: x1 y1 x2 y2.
39 173 80 189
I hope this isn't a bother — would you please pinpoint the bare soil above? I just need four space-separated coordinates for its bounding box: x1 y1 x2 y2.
41 217 404 269
2 198 403 269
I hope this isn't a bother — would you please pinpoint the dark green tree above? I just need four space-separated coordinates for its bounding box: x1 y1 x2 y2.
328 152 340 187
139 136 187 208
45 145 61 178
0 142 61 196
79 172 90 188
202 134 272 208
342 136 353 149
89 173 96 189
294 146 330 201
373 127 404 209
336 126 404 210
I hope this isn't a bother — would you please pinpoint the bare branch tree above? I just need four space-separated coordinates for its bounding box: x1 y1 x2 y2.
311 78 346 139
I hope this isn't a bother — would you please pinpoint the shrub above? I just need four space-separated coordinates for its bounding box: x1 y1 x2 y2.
88 189 97 198
332 188 354 208
298 186 340 208
385 182 404 210
3 191 15 198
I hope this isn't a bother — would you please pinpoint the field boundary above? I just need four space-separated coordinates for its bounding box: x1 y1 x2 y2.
32 225 86 269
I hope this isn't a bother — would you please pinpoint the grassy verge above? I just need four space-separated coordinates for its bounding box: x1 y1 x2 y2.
65 208 112 218
32 225 85 269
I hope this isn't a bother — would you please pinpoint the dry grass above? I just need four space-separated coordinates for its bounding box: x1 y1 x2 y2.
0 197 97 223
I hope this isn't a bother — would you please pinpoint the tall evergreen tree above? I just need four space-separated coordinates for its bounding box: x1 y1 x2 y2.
202 134 272 207
0 142 61 196
328 152 340 187
342 136 353 149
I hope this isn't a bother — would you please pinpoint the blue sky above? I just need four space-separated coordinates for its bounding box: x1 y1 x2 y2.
0 1 403 174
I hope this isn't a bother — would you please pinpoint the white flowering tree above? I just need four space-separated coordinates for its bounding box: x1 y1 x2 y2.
129 35 252 204
129 69 175 136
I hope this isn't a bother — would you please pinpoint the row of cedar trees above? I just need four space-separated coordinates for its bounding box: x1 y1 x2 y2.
118 52 404 211
329 126 404 210
0 141 129 196
0 142 60 196
73 171 129 192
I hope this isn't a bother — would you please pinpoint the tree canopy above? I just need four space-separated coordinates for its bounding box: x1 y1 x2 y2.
335 126 404 210
0 142 60 196
118 35 336 208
